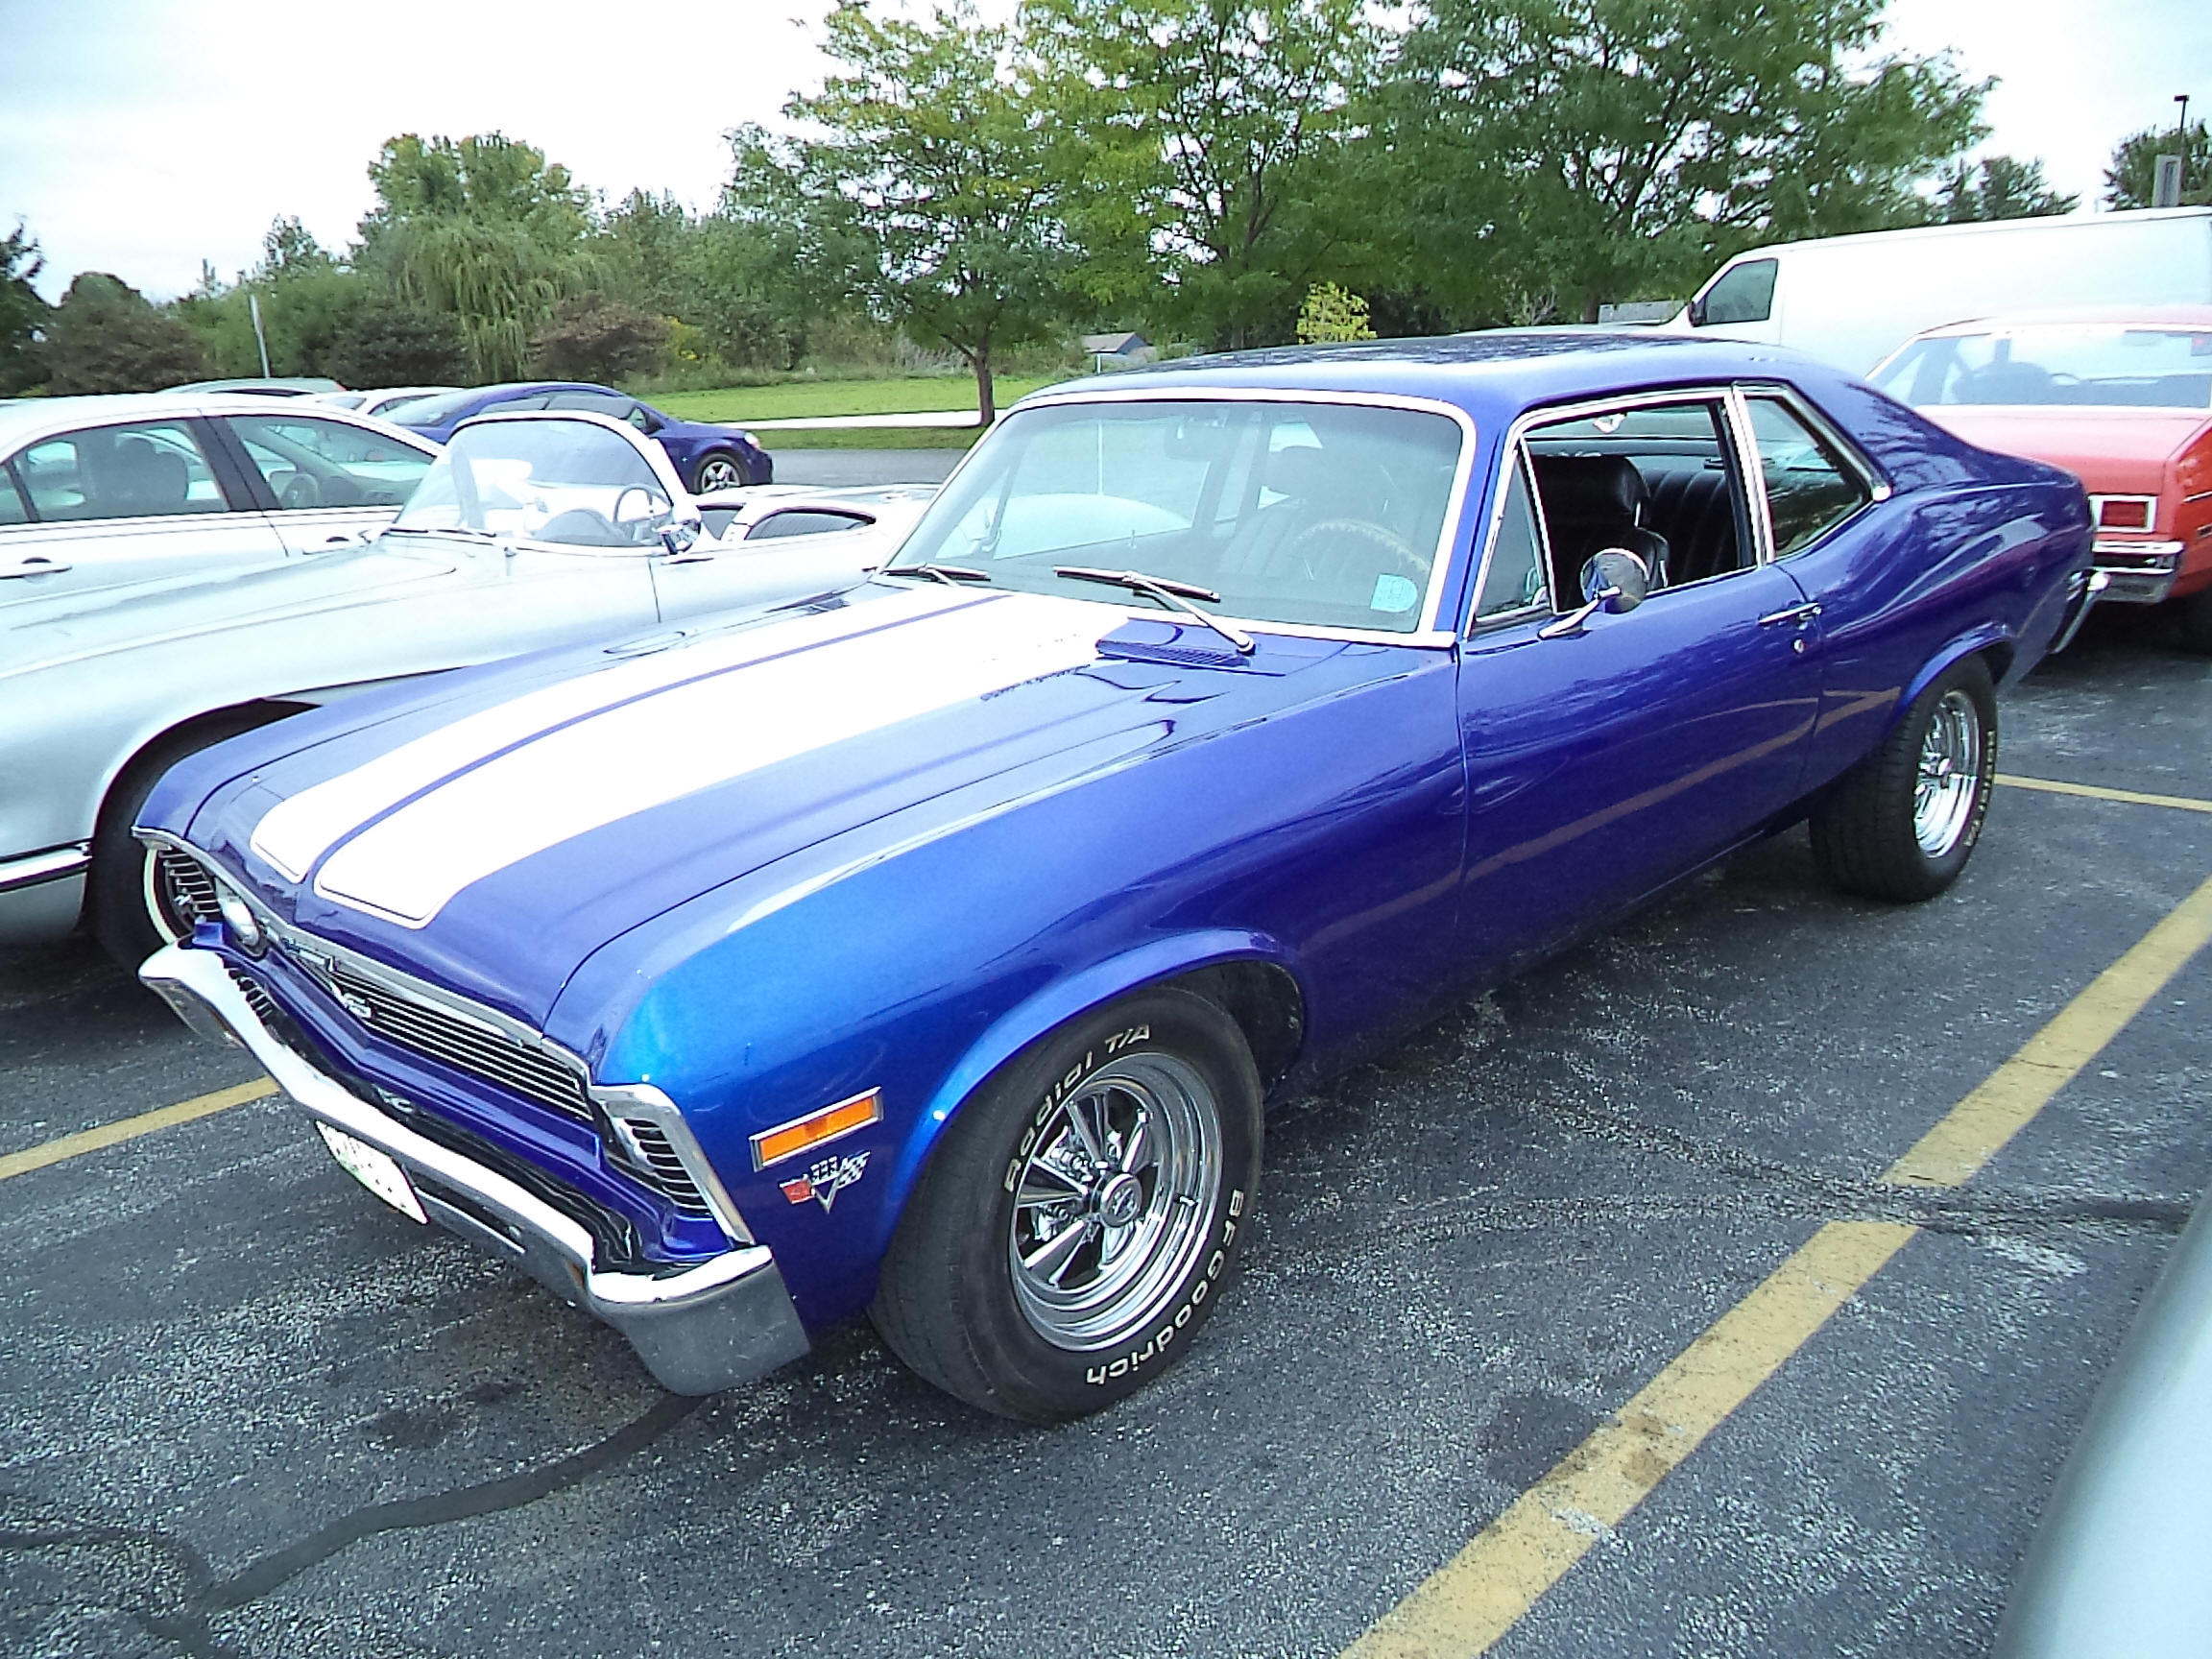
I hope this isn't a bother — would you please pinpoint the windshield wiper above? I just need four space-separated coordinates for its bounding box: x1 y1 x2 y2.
1053 565 1255 656
886 562 994 587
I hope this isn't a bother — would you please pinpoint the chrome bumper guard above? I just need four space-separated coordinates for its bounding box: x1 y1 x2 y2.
2090 539 2184 605
2049 567 2111 654
140 943 810 1395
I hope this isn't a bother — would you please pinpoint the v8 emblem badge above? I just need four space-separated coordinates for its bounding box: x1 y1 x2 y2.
781 1149 871 1213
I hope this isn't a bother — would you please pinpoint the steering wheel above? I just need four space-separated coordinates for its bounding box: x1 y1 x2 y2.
278 472 322 510
611 485 666 544
1279 517 1429 594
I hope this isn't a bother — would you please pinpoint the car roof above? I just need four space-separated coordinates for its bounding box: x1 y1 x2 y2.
1908 305 2212 337
0 393 442 451
1017 330 1837 426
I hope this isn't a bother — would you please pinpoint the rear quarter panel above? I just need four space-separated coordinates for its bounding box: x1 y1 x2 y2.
1785 377 2089 790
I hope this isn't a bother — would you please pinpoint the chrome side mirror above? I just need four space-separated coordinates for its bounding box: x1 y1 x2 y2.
658 517 707 560
1538 548 1649 638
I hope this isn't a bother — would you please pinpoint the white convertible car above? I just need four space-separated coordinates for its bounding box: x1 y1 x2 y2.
0 405 932 961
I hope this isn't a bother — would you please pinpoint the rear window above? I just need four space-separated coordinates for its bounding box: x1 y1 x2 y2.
745 509 873 541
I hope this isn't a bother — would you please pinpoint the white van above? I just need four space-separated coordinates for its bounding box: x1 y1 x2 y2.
1664 206 2212 375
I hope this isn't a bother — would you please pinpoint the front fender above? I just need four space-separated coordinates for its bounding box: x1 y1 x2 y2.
881 928 1308 1235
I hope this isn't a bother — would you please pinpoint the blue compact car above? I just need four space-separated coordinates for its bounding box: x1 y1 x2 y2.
138 333 2095 1421
390 382 772 492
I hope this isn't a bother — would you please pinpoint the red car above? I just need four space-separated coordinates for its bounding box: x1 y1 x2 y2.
1870 307 2212 650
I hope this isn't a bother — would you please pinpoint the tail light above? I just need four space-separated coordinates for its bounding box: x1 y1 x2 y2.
2091 495 2156 531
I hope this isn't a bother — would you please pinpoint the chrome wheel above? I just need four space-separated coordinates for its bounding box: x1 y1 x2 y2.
1912 688 1983 856
1007 1052 1222 1352
693 454 743 493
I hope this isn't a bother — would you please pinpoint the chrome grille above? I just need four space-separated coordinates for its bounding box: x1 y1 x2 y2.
227 964 280 1025
156 848 221 926
304 957 594 1125
611 1118 711 1215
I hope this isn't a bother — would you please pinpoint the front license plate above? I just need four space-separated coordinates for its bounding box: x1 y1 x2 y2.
316 1122 428 1224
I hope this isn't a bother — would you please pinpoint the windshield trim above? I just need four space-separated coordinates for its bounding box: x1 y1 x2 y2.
927 385 1480 641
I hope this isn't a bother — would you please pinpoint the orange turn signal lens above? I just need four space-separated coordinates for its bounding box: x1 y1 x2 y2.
749 1089 882 1168
2097 497 2152 530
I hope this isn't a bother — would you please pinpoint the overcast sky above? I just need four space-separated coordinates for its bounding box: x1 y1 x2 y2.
0 0 2203 302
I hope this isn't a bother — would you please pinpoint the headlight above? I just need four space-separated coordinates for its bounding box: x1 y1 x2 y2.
215 884 265 954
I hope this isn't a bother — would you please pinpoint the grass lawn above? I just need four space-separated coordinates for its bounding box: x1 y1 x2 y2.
656 373 1071 425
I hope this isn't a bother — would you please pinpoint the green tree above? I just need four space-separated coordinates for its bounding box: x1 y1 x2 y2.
42 273 207 394
0 222 52 395
529 291 670 383
1024 0 1381 350
359 132 590 246
1380 0 1987 324
726 3 1072 421
356 132 594 380
2105 120 2212 208
1938 155 2079 221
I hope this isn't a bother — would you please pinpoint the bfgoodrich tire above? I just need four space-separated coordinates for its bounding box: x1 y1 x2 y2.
870 987 1262 1422
1810 655 1997 903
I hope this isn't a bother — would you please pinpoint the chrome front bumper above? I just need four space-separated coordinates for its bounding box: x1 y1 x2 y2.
139 943 810 1395
2090 538 2184 605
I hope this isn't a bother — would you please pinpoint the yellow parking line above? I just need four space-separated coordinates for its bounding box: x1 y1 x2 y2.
1998 774 2212 814
1343 866 2212 1659
1342 1220 1916 1659
0 1077 276 1183
1886 871 2212 1188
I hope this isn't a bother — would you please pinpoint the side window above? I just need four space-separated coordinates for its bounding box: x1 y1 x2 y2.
14 421 229 520
227 415 434 510
745 509 873 541
1744 397 1870 556
1524 398 1751 598
1473 452 1548 622
1699 258 1777 326
0 466 29 525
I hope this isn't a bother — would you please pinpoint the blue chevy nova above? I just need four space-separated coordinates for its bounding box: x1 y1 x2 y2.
136 334 2093 1421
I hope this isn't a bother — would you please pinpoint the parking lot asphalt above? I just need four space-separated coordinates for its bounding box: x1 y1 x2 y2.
768 448 970 489
3 601 2208 1659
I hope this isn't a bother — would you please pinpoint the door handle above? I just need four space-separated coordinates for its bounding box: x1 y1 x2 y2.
1757 601 1822 628
0 556 71 580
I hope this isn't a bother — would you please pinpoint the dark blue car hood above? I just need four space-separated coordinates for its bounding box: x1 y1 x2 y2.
169 582 1383 1031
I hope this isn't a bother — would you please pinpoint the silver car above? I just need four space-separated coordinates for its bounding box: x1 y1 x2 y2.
0 409 927 962
0 393 445 596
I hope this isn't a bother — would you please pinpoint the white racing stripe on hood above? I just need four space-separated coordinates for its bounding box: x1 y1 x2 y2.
310 593 1112 926
250 587 979 882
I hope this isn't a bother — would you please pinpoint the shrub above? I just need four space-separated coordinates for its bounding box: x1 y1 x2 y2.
327 302 468 387
528 292 668 383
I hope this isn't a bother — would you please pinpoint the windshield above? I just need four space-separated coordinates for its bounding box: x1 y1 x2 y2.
391 418 674 547
887 398 1464 634
1871 325 2212 410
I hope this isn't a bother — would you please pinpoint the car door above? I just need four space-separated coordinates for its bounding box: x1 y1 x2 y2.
1453 390 1824 976
0 415 286 610
214 411 439 555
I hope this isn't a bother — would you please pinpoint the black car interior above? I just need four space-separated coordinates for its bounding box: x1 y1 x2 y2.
1525 403 1752 605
